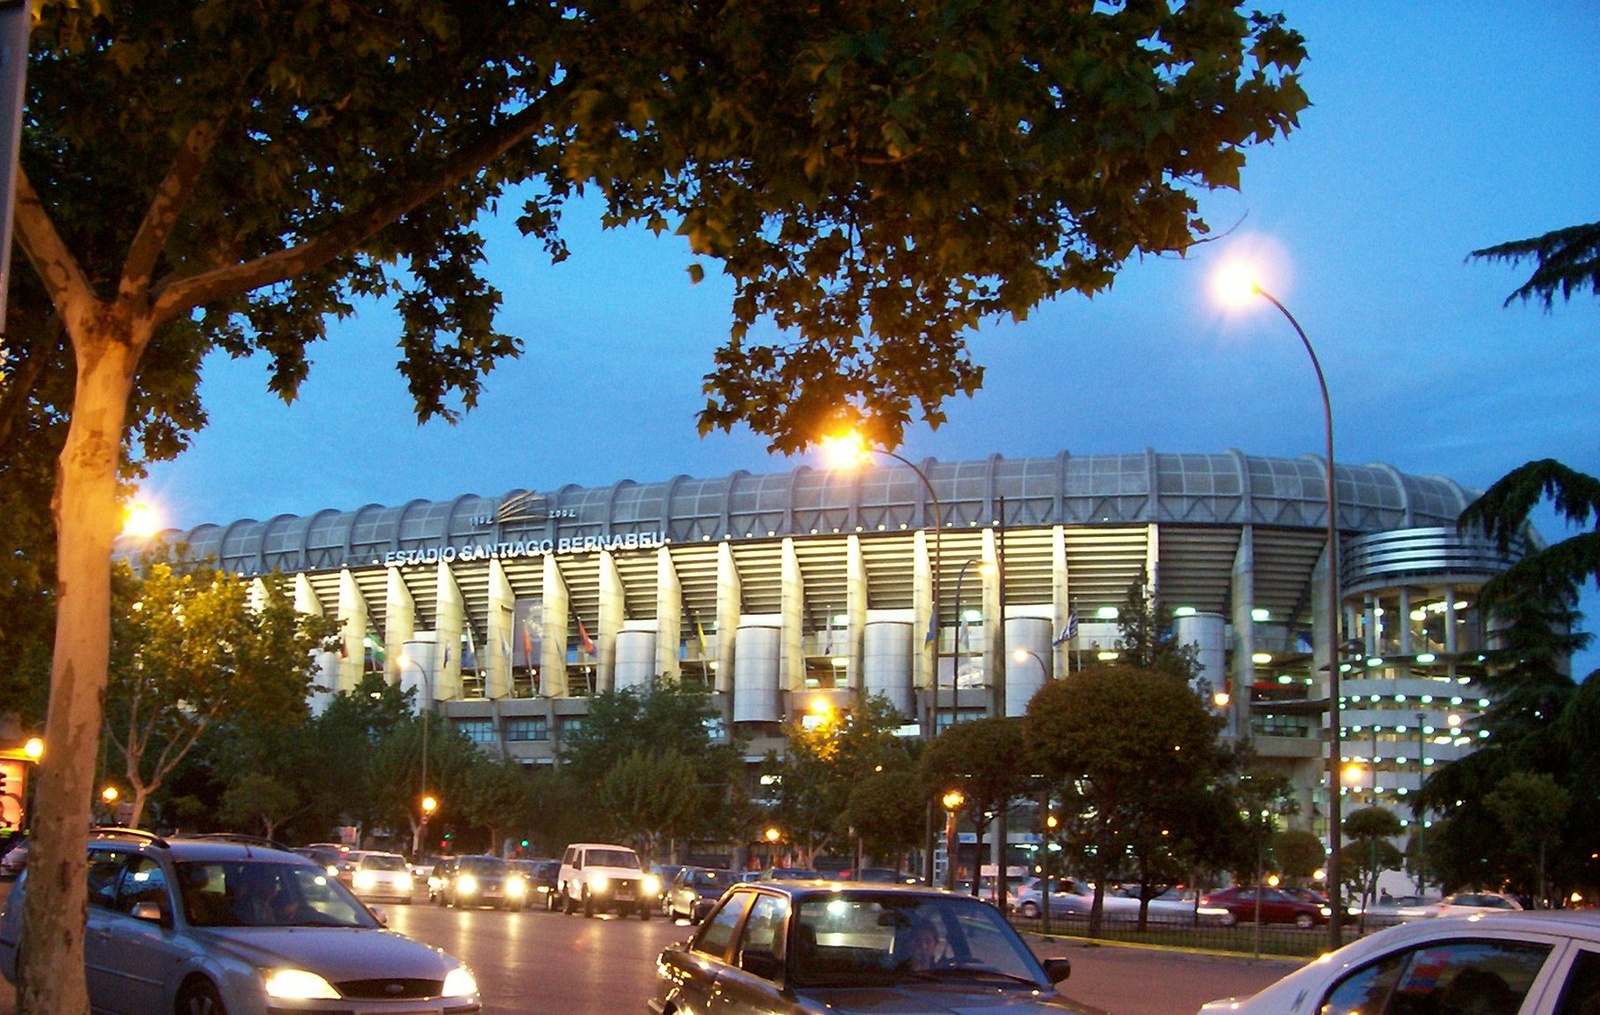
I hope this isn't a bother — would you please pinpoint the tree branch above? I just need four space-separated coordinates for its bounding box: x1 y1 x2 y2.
12 170 101 331
120 120 221 306
151 87 571 320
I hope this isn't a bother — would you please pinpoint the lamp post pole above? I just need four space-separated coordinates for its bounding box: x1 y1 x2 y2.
1247 284 1344 950
942 791 964 891
1415 711 1426 897
402 653 434 856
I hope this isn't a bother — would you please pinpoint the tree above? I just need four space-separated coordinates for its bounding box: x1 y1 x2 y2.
1274 828 1327 884
1025 664 1224 935
1113 571 1205 686
1471 221 1600 309
598 747 702 862
1342 806 1403 921
12 4 1307 1009
844 767 926 873
216 771 300 842
1484 771 1570 909
103 554 336 827
921 716 1033 896
457 753 535 858
763 695 912 866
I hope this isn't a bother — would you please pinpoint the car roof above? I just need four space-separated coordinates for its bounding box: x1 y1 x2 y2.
90 831 316 865
722 881 960 903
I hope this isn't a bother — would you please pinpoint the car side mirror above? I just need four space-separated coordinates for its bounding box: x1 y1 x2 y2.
130 901 165 924
740 948 782 981
1041 957 1071 984
368 904 388 926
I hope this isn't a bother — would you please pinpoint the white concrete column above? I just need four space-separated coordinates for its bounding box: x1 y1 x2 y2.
542 555 571 697
486 559 516 699
597 549 625 693
846 534 868 693
1230 527 1257 739
913 529 933 692
981 527 1001 693
435 562 465 700
781 538 807 693
296 574 338 714
336 569 370 694
655 547 683 682
715 542 741 694
385 568 416 687
1051 525 1071 676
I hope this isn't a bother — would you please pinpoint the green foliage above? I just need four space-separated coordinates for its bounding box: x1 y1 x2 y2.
456 753 534 857
763 694 915 864
598 747 702 861
104 552 337 826
1459 459 1600 611
1274 828 1327 882
845 767 926 867
216 771 300 841
1484 771 1570 907
1112 573 1205 686
1471 220 1600 309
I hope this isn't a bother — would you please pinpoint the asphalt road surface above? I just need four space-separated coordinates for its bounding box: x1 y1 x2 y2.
0 883 1306 1015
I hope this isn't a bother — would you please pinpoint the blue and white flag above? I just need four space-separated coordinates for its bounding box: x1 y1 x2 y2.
1053 609 1079 647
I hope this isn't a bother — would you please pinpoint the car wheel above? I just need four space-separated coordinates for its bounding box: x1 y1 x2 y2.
1295 912 1314 929
640 901 652 921
583 889 594 917
176 978 228 1015
563 888 576 915
1020 901 1040 919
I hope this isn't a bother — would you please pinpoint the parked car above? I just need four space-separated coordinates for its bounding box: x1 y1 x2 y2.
555 842 658 918
426 855 456 904
1201 911 1600 1014
435 854 529 910
664 866 737 923
291 843 344 878
652 864 685 913
1199 885 1330 928
516 858 560 906
1397 891 1525 921
0 828 479 1014
0 839 28 880
650 880 1084 1015
349 850 415 905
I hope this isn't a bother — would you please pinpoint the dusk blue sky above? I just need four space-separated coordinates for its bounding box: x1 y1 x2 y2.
142 4 1600 668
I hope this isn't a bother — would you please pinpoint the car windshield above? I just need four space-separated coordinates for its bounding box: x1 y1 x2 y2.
692 869 730 887
362 854 407 871
588 849 640 869
459 856 507 875
176 861 379 929
789 894 1044 989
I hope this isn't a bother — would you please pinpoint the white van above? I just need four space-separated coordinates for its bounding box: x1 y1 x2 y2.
555 843 658 919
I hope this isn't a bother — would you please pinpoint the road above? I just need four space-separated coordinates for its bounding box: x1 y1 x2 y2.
0 883 1305 1015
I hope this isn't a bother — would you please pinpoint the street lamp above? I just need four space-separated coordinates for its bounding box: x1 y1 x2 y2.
1415 711 1428 896
399 652 435 856
1012 647 1049 680
941 791 965 891
1216 262 1344 949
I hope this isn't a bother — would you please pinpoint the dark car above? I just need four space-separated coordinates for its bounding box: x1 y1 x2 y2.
511 858 561 907
650 881 1084 1015
1199 885 1330 928
665 866 737 923
653 864 685 913
435 854 530 911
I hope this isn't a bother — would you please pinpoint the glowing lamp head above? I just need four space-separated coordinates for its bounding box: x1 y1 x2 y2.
819 431 872 470
1213 262 1262 307
421 795 439 816
123 501 163 538
23 737 42 760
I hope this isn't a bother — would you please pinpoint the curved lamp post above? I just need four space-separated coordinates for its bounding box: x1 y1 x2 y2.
941 790 965 891
1216 263 1344 948
399 652 435 856
952 557 995 733
823 432 945 884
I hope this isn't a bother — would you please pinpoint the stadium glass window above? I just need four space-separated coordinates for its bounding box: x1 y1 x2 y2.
505 717 549 742
455 719 495 744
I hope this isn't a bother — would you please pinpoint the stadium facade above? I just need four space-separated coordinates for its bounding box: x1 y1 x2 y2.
141 449 1527 843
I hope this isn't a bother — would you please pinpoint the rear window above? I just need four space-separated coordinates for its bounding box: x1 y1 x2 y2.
362 854 407 871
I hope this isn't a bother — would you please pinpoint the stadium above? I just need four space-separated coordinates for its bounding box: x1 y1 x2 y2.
135 448 1529 846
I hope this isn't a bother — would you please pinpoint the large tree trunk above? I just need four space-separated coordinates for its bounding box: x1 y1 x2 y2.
18 330 138 1015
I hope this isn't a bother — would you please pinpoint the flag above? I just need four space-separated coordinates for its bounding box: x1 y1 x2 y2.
338 637 348 659
577 617 596 656
367 634 387 670
1053 609 1079 647
823 624 833 656
442 647 450 667
924 612 938 647
521 623 535 668
696 619 708 660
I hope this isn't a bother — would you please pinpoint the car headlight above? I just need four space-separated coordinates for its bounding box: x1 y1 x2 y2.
1319 906 1332 916
264 968 340 1000
354 871 375 891
457 875 479 895
642 875 662 896
592 875 609 892
442 966 479 999
506 878 527 897
396 874 414 892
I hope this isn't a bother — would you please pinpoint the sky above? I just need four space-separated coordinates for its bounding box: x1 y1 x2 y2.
140 4 1600 665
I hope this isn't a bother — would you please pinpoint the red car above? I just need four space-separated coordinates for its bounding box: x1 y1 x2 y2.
1199 886 1330 928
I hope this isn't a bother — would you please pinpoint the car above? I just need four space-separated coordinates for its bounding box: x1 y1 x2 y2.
291 843 346 878
653 864 685 912
512 858 560 906
649 880 1087 1015
1198 885 1330 928
752 867 823 881
1199 910 1600 1014
555 842 658 918
664 866 737 923
0 828 480 1015
1398 890 1526 921
348 850 415 905
434 854 529 910
426 855 456 903
0 839 28 880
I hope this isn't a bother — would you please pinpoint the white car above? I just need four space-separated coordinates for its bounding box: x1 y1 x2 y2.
1199 910 1600 1015
0 829 479 1015
555 842 659 918
349 850 415 905
1396 891 1525 921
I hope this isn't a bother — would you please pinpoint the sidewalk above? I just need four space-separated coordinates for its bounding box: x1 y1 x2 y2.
1022 932 1306 1015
